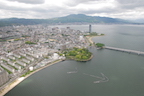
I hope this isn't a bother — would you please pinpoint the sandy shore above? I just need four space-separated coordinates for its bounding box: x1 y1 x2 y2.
86 35 105 44
0 59 62 96
86 36 96 44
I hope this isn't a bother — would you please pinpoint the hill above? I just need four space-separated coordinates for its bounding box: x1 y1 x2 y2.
51 14 131 24
0 14 136 26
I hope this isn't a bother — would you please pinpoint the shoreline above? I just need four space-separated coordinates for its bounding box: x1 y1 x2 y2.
77 55 93 62
0 59 62 96
1 35 104 96
86 35 105 44
86 36 96 44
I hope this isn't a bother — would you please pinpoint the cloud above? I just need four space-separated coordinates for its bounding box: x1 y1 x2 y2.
63 0 110 7
0 0 144 19
6 0 45 4
116 0 144 9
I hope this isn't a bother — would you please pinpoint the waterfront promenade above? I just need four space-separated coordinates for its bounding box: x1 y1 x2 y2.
0 59 62 96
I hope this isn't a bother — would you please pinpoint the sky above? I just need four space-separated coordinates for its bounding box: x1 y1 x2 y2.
0 0 144 19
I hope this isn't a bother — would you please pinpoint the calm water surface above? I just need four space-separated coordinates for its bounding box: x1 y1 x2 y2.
5 25 144 96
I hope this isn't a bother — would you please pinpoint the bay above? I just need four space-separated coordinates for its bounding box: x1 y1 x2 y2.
5 25 144 96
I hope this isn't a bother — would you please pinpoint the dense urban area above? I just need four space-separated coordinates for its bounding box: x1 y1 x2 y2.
0 24 91 92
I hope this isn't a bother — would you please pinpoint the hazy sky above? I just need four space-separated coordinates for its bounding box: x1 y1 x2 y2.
0 0 144 19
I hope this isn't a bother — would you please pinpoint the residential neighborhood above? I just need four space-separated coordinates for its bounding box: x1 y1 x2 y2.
0 24 89 91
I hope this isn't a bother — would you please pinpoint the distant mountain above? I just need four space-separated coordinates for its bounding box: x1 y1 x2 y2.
50 14 131 24
0 18 46 26
0 14 138 27
130 19 144 23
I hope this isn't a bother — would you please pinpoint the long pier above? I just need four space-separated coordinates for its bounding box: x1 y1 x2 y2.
105 46 144 55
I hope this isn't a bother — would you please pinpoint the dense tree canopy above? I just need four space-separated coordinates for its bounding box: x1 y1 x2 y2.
96 43 105 48
65 48 92 61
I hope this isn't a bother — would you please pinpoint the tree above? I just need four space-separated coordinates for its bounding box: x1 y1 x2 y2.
25 41 36 44
65 48 92 61
69 50 77 56
82 56 87 59
75 55 81 59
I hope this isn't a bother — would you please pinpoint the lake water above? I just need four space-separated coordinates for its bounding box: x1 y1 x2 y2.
5 25 144 96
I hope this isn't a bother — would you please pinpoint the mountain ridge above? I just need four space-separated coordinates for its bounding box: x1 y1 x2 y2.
0 14 140 27
50 14 130 24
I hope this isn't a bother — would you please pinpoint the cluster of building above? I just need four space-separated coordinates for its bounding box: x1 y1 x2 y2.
0 24 89 87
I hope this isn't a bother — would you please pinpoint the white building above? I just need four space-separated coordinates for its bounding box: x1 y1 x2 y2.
79 36 85 42
29 67 34 71
52 53 59 60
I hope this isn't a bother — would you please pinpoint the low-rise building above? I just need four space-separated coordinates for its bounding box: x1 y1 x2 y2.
1 57 10 62
0 67 9 86
13 54 21 58
1 63 15 73
7 61 15 66
25 56 34 61
19 52 26 57
14 64 21 70
8 55 16 60
22 59 30 64
16 61 26 66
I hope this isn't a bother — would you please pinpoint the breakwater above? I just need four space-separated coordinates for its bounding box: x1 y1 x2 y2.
105 46 144 55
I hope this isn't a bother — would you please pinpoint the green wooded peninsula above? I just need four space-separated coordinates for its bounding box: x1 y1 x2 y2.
64 48 92 61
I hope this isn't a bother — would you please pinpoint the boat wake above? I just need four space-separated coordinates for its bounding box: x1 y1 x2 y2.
83 73 109 83
93 73 109 83
67 67 78 74
67 67 109 83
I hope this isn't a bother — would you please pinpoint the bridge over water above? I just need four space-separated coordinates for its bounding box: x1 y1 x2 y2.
105 46 144 56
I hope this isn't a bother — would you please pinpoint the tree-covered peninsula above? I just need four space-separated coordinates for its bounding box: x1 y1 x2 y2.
64 48 92 61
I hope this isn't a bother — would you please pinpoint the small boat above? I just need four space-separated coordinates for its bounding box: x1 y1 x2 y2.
94 81 101 83
67 71 77 74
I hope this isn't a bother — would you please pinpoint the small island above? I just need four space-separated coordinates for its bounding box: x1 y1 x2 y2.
64 47 92 61
95 43 105 49
84 32 104 37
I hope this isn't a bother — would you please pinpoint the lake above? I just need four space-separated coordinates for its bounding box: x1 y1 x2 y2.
5 25 144 96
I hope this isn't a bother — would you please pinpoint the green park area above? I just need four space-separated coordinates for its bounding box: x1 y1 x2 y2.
95 43 105 48
25 41 37 44
64 48 92 61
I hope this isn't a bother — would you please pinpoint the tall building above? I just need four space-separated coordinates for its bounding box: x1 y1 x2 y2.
89 24 92 33
0 67 9 86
